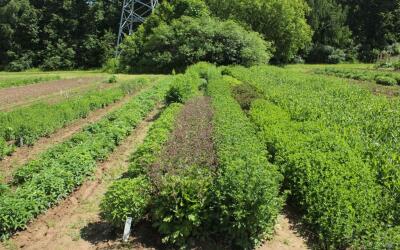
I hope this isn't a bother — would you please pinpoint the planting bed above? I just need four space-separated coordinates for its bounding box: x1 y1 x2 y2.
2 63 400 250
0 77 155 160
0 78 171 238
0 77 104 109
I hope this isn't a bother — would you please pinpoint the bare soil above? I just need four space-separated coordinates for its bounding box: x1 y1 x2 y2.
0 77 103 110
0 108 161 250
0 89 145 184
258 214 309 250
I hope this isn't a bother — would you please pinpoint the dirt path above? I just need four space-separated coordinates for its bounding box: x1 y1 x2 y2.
0 77 103 110
258 214 309 250
0 108 161 250
0 90 145 183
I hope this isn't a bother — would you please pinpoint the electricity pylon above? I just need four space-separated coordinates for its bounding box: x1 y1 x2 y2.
115 0 159 56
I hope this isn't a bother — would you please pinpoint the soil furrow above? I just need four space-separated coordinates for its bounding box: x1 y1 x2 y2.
0 77 104 110
0 107 161 250
0 89 146 183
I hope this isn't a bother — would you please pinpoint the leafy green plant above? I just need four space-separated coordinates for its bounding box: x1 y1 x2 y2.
375 76 397 86
100 177 152 227
119 0 272 73
207 76 283 248
108 75 117 83
231 83 262 111
228 65 400 248
152 167 212 246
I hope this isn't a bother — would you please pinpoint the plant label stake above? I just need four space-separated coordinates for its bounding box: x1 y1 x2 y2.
123 217 132 242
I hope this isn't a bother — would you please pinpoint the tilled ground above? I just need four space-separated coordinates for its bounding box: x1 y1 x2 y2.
0 77 103 110
0 88 146 184
0 108 162 250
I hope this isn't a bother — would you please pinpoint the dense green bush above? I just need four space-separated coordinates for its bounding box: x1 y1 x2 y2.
306 44 346 64
228 65 400 248
0 138 13 160
152 167 212 246
375 76 397 86
207 76 283 248
250 99 384 248
119 0 271 73
100 177 152 227
231 83 262 111
205 0 312 63
394 61 400 71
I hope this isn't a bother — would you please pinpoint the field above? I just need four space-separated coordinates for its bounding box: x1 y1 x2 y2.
1 64 400 250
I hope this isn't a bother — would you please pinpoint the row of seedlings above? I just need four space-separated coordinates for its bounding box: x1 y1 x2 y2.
0 78 170 238
0 77 156 159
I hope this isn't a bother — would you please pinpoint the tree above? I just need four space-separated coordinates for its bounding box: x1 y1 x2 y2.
0 0 119 70
307 0 352 48
0 0 39 70
205 0 313 64
119 0 273 73
339 0 400 61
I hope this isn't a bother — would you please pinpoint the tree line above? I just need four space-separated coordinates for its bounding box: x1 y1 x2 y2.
0 0 399 71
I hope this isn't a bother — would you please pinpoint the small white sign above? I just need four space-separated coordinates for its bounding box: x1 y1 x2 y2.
123 217 133 242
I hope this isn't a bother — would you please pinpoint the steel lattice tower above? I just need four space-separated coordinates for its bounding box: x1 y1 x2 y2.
116 0 159 55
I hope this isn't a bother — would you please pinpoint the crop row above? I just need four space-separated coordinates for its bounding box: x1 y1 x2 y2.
0 75 61 89
101 64 283 248
250 99 396 248
0 79 171 238
0 77 153 159
206 75 283 248
227 66 400 248
314 67 400 86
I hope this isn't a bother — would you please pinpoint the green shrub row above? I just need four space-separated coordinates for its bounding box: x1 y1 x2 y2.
102 65 216 247
314 67 400 86
101 103 182 231
228 65 400 248
206 76 283 248
249 99 393 248
0 77 152 159
0 75 61 89
101 64 283 248
165 62 220 104
0 80 170 238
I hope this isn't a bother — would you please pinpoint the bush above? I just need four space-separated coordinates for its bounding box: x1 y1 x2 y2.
108 75 117 83
100 177 151 227
0 138 13 160
120 14 272 73
307 44 346 64
375 76 397 86
152 167 212 246
250 99 383 248
165 63 218 104
232 83 262 111
7 53 33 72
207 76 283 248
394 61 400 71
102 58 120 73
